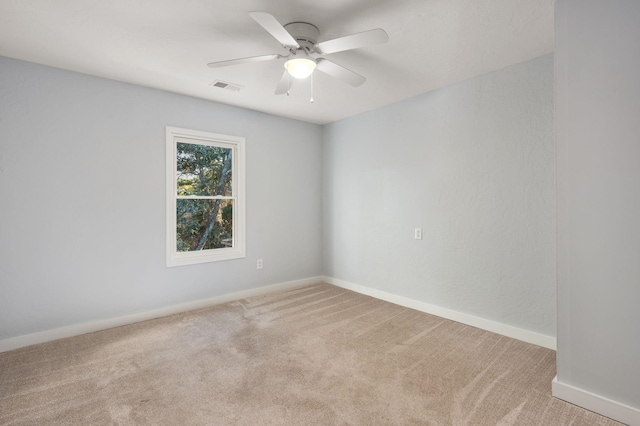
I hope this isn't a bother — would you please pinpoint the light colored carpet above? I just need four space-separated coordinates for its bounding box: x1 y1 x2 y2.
0 284 623 425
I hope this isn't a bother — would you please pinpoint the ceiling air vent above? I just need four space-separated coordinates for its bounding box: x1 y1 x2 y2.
210 80 243 92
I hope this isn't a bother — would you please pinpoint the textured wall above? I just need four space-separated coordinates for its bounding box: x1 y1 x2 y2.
555 0 640 411
0 57 322 340
0 53 556 346
322 54 555 337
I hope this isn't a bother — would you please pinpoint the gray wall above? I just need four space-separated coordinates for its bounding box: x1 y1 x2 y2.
0 56 322 340
322 54 556 337
556 0 640 409
1 54 558 350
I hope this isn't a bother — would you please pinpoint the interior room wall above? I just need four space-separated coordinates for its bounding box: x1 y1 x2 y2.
554 0 640 421
322 54 555 338
0 56 322 342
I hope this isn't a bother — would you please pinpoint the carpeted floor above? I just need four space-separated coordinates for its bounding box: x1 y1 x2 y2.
0 284 624 425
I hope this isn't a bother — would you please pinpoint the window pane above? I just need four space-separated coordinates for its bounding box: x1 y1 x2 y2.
176 142 232 197
176 198 233 252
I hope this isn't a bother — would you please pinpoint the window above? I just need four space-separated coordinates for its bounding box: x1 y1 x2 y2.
166 127 245 267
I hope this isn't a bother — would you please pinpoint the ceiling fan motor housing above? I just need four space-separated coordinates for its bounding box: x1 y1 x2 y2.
284 22 319 53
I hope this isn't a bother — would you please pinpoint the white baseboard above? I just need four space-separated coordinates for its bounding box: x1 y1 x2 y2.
0 276 322 353
323 276 557 350
553 376 640 425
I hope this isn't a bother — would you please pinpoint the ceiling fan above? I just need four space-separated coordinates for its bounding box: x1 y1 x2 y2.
207 12 389 96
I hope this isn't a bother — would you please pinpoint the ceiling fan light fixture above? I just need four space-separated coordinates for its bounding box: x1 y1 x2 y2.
284 57 316 79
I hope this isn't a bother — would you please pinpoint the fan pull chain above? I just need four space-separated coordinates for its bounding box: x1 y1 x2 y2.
287 72 290 96
310 73 314 103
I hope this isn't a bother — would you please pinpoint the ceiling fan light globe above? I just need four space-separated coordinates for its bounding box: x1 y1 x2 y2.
284 58 316 79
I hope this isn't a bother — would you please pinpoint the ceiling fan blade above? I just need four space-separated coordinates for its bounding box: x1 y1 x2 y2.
316 28 388 54
207 54 281 69
249 12 299 49
315 58 366 87
274 70 292 95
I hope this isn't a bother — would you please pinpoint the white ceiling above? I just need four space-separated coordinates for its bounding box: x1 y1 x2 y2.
0 0 554 125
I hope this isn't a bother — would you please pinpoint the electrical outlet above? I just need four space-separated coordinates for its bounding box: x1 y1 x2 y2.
414 228 423 240
257 259 263 270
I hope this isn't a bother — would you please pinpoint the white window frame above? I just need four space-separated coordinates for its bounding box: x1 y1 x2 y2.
166 126 245 267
